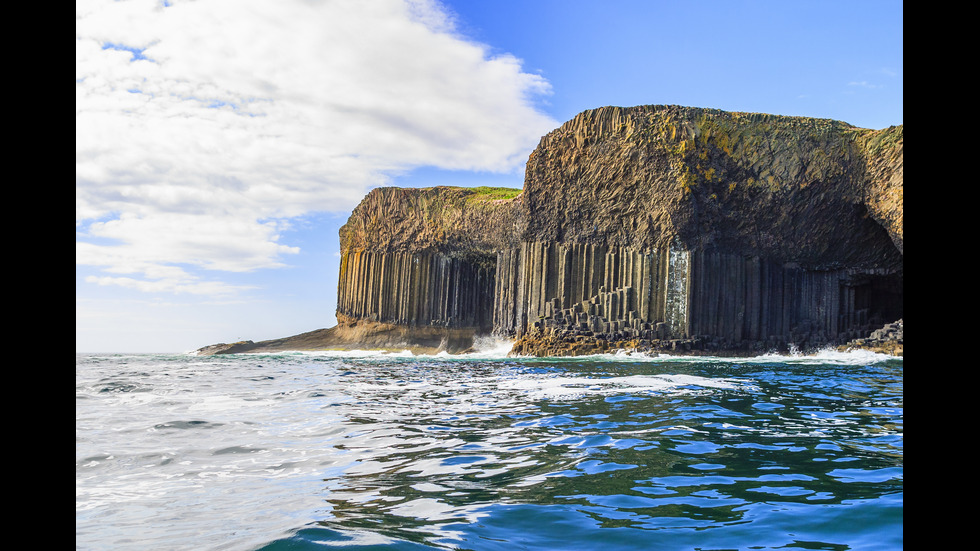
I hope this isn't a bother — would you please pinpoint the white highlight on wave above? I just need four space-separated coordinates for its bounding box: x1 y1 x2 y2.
518 345 899 366
498 373 750 400
747 346 898 365
248 340 898 366
454 335 517 359
338 369 753 406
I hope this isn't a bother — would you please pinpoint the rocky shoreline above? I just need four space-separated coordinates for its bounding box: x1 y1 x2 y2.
837 319 903 356
197 317 903 358
509 318 903 358
194 314 484 356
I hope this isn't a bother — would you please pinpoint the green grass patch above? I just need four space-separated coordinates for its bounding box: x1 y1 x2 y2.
466 186 523 201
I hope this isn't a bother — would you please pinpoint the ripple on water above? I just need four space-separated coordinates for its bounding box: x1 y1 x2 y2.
76 352 901 551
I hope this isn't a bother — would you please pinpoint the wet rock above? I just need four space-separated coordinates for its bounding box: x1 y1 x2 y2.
840 319 903 356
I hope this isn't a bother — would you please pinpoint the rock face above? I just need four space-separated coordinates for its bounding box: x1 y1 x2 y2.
504 105 902 356
197 105 903 357
335 186 523 334
200 186 526 355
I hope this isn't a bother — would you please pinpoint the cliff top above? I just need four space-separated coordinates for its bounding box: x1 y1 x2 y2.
339 104 902 269
522 104 902 267
338 185 524 256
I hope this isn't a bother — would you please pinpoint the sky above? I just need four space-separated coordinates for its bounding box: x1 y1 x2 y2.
76 0 903 353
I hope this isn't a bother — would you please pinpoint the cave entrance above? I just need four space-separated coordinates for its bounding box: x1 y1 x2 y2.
841 271 903 335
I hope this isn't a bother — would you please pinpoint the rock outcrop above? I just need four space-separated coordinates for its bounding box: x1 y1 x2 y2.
196 105 903 357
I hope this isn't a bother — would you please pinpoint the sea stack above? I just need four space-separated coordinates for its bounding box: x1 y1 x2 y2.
198 105 903 356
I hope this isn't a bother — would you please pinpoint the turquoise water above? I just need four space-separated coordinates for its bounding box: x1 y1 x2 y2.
76 343 902 550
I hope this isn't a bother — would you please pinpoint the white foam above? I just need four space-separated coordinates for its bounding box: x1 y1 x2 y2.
748 346 898 365
544 346 900 365
229 341 898 366
455 336 516 359
498 372 750 400
275 349 419 359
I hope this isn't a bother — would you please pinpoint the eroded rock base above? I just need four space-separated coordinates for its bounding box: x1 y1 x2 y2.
510 319 904 358
195 314 482 355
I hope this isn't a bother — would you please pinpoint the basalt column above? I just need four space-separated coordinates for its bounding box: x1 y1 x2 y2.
495 242 903 351
338 249 496 331
493 241 685 341
686 250 903 350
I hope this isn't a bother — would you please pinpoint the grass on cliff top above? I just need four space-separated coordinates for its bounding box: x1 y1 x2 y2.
466 186 523 201
861 124 903 155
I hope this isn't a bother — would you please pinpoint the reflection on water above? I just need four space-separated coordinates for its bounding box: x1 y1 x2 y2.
76 351 902 551
314 361 900 547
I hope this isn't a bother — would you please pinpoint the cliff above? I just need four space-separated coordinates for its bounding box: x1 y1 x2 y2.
197 105 902 357
522 105 901 264
505 106 902 355
202 186 527 355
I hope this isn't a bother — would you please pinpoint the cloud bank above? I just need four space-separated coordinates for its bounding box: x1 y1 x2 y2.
76 0 556 295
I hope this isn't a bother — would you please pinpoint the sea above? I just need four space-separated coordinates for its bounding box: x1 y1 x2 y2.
76 339 902 550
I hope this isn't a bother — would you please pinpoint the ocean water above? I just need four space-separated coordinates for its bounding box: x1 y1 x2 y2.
76 339 902 550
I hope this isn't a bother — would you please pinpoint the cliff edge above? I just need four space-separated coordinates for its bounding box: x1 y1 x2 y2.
522 105 901 267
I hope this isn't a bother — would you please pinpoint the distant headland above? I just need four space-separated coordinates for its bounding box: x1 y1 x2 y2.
196 105 903 357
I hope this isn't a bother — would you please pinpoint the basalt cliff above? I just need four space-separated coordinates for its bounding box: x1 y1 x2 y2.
198 105 903 357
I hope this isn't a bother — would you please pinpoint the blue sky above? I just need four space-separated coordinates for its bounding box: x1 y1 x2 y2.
76 0 902 353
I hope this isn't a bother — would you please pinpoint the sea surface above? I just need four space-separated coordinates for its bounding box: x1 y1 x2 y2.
76 340 902 550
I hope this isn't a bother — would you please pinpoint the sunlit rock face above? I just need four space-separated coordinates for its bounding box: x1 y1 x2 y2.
200 105 903 356
500 105 902 355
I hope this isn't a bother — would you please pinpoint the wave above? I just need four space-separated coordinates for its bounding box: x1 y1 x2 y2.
506 346 899 365
202 340 898 365
746 346 899 365
497 372 753 400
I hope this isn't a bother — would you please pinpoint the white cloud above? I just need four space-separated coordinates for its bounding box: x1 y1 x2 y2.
84 274 256 296
847 80 880 89
76 0 556 296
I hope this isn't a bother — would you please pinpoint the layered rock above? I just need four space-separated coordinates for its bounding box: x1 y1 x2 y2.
197 105 903 357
